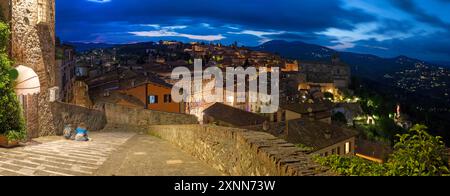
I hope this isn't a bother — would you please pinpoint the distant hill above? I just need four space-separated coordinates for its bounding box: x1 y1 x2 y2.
65 42 117 52
430 60 450 68
251 40 335 61
67 40 446 82
251 40 438 81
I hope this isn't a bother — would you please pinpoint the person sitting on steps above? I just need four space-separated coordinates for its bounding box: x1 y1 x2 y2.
75 122 92 142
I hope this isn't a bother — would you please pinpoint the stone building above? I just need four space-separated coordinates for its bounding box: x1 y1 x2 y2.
56 39 77 103
286 118 358 157
1 0 57 137
72 80 93 108
300 55 351 92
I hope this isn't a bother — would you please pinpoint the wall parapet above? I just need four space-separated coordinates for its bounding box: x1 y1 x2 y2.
148 124 332 176
51 102 107 135
102 103 198 126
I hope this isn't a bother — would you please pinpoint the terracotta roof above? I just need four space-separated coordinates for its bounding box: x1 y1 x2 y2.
286 118 358 152
281 103 331 114
203 103 268 127
92 91 145 107
120 72 173 90
314 111 332 120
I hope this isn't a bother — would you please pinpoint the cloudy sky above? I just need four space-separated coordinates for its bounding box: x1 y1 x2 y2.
57 0 450 62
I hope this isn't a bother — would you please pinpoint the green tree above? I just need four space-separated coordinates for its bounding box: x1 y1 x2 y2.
316 124 449 176
315 155 386 176
0 21 26 141
378 117 403 142
385 125 449 176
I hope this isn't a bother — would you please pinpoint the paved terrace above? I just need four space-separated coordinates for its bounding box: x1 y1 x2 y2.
0 126 222 176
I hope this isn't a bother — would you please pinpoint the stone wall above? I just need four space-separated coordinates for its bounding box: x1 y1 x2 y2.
9 0 57 137
148 125 331 176
103 103 198 126
51 102 107 135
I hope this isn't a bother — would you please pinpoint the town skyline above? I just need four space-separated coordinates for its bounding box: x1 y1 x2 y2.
1 0 449 178
57 0 450 63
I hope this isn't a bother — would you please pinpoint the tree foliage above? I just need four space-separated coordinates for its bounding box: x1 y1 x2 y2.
386 125 449 176
0 21 26 141
315 155 386 176
316 124 450 176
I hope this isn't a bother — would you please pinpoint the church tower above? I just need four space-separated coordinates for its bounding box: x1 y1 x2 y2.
2 0 57 137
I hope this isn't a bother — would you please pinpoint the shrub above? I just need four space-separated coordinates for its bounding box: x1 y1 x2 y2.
385 125 449 176
316 124 450 176
315 155 386 176
0 21 27 141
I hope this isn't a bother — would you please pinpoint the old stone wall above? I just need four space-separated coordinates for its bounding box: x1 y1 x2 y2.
148 125 331 176
103 103 198 126
10 0 57 137
51 102 107 135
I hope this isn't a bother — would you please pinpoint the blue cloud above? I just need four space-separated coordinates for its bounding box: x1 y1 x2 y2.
56 0 450 61
86 0 112 3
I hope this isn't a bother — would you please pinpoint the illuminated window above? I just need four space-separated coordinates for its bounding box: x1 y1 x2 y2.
345 142 351 154
38 0 48 23
149 95 158 104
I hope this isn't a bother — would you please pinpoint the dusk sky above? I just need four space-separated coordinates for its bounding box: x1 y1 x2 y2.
57 0 450 62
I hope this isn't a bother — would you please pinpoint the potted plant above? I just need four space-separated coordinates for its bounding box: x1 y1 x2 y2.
0 21 27 148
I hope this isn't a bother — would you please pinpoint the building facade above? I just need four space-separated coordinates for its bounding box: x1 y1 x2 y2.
2 0 57 137
120 82 184 113
56 39 77 103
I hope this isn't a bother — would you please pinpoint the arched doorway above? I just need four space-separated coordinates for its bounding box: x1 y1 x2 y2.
14 65 41 138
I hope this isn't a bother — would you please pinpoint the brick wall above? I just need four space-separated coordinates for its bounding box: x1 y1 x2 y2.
103 103 198 126
148 125 332 176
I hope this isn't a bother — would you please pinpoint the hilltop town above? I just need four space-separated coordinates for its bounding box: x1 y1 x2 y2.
58 40 393 161
1 0 449 178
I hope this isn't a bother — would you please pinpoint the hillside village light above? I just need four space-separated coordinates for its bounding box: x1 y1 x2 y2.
14 65 41 96
171 59 280 113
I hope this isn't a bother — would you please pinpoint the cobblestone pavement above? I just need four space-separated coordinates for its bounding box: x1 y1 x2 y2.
95 134 223 176
0 130 222 176
0 132 135 176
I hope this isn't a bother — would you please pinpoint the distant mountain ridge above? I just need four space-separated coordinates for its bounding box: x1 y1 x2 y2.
251 40 444 81
66 40 446 82
65 42 117 52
